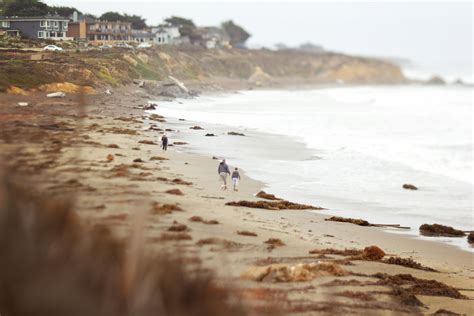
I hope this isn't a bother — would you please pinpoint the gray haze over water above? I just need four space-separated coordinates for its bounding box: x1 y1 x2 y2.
46 1 473 80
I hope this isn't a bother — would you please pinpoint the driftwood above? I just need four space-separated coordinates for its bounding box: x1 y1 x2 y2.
326 216 410 229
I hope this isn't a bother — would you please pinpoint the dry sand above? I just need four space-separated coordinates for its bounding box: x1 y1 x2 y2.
0 87 473 314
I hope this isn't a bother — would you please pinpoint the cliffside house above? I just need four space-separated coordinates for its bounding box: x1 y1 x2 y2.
131 29 154 43
66 12 95 41
151 25 180 45
197 26 230 48
0 16 70 40
85 20 132 44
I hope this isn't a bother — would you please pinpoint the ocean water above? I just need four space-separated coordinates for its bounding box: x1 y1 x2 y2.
154 86 473 249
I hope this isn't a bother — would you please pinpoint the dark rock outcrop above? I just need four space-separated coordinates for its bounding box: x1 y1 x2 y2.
227 131 245 136
425 75 446 85
419 224 465 237
402 184 418 190
467 232 474 245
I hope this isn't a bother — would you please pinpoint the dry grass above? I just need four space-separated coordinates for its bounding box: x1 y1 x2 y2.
0 174 249 315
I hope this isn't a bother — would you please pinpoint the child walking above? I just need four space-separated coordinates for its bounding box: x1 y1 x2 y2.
231 167 241 192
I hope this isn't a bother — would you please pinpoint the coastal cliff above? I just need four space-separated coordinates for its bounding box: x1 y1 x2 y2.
0 47 406 93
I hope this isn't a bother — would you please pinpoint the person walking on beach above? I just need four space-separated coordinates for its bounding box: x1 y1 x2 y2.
231 167 241 192
161 133 168 151
218 159 231 190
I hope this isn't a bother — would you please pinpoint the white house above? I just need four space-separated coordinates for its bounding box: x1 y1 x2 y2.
151 25 180 45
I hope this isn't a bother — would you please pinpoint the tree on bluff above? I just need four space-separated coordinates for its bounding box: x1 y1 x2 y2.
49 6 82 17
164 16 202 43
99 11 147 29
4 0 49 16
221 20 251 47
164 16 195 28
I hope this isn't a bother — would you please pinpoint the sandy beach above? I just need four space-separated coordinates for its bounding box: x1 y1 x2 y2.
1 86 473 314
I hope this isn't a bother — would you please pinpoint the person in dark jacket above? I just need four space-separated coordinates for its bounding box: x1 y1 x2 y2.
231 167 241 192
161 134 168 151
218 159 231 190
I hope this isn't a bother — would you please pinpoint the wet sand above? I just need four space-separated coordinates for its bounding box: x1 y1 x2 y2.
1 87 473 314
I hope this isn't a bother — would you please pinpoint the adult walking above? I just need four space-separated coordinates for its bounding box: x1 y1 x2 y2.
161 133 168 151
218 159 231 190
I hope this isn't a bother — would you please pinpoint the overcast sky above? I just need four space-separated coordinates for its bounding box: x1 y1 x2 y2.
45 1 472 74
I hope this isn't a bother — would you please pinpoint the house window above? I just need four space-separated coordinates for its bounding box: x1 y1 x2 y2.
41 21 52 28
53 21 59 28
63 22 68 30
1 21 10 28
38 31 45 38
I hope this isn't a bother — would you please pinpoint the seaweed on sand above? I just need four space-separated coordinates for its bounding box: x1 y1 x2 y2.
172 178 193 185
196 238 243 251
372 273 467 299
237 230 258 237
325 216 370 226
138 140 157 145
150 202 184 215
225 200 322 210
189 216 219 225
241 262 347 282
156 232 192 241
308 248 363 256
165 188 184 196
256 191 282 201
383 257 438 272
264 238 285 250
168 221 189 232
